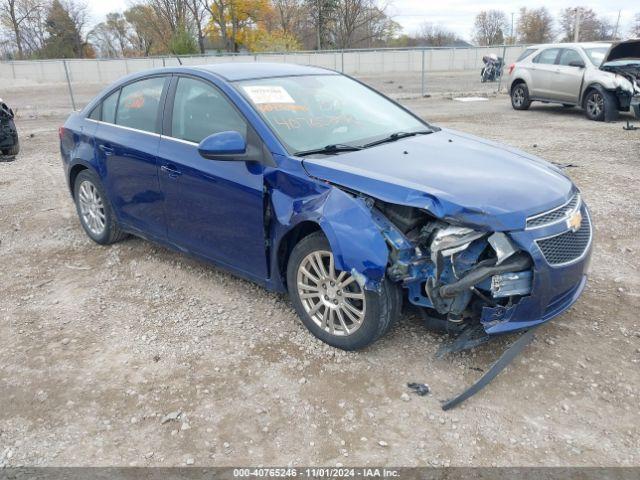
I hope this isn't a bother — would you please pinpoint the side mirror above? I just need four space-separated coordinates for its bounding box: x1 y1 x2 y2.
568 60 585 68
198 131 246 160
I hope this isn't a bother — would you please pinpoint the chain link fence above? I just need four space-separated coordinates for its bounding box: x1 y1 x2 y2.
1 45 528 117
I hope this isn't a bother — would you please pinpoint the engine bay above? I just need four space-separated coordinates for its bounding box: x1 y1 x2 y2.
374 200 533 329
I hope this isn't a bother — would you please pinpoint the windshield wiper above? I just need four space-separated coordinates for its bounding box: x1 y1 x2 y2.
362 130 432 148
295 144 363 157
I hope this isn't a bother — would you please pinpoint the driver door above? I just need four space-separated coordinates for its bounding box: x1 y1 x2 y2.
548 48 586 103
157 75 268 281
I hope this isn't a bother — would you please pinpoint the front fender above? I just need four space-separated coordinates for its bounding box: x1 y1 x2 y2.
268 169 390 291
316 188 389 289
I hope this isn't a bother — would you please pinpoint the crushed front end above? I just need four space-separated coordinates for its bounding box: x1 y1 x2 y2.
371 193 592 335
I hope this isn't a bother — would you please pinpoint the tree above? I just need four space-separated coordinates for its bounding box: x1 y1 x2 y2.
123 5 159 56
90 12 131 57
632 13 640 38
42 0 89 58
248 28 300 51
271 0 305 37
143 0 197 55
0 0 44 58
517 7 554 44
206 0 272 52
331 0 392 49
185 0 208 54
473 10 507 46
416 22 459 47
305 0 337 50
560 7 612 42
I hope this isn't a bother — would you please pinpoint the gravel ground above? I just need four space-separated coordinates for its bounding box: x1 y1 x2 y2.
0 85 639 467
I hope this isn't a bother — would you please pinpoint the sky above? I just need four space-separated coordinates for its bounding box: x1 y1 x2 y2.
87 0 637 42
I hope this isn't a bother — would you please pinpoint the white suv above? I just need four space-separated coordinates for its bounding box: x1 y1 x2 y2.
507 40 640 121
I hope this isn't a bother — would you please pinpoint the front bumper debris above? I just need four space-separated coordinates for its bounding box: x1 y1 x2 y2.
441 326 539 410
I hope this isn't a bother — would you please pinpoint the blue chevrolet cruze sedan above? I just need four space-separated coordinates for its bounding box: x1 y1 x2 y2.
60 63 592 350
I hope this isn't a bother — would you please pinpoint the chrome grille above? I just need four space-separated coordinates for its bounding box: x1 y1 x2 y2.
536 212 591 266
526 194 580 229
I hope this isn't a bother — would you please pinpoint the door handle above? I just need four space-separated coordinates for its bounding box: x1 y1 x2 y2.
99 144 114 156
161 164 182 178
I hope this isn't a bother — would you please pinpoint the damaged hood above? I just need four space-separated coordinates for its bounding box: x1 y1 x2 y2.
602 39 640 63
302 128 574 231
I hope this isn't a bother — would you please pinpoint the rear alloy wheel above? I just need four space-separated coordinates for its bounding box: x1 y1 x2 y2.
511 83 531 110
287 232 400 350
73 169 128 245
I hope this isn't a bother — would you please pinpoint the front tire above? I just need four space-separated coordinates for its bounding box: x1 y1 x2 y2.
584 88 618 122
73 169 127 245
287 232 400 350
511 83 531 110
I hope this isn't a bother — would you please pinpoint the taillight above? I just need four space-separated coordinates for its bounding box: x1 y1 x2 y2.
508 63 515 75
58 126 65 140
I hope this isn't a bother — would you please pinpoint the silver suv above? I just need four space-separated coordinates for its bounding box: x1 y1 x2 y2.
507 40 640 121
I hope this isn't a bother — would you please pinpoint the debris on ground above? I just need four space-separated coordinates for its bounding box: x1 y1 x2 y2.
407 382 430 396
161 410 182 424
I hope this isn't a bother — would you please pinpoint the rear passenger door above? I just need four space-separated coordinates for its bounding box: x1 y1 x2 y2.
528 48 561 98
157 75 268 281
93 76 169 240
548 48 586 103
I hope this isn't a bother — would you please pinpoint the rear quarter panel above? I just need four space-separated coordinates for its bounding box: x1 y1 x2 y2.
60 114 99 194
509 64 534 93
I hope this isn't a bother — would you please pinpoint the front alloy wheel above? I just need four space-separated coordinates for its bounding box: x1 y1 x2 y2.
297 250 366 337
286 232 401 350
586 92 604 119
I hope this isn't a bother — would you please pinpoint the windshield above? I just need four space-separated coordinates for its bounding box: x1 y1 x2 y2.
583 47 609 66
236 75 427 154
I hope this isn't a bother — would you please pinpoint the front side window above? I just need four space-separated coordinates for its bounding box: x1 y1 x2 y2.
533 48 560 65
236 75 426 153
115 77 166 133
558 49 583 66
171 77 247 143
583 47 609 66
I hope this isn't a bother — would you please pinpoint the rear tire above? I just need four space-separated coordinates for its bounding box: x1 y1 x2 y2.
73 169 128 245
286 232 401 350
511 83 531 110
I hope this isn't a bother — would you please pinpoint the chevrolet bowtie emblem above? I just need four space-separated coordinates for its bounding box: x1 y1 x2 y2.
566 210 582 232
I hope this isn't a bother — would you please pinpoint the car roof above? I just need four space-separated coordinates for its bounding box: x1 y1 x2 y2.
525 42 611 50
192 62 336 81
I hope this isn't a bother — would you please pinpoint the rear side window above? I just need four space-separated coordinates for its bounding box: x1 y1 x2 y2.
115 77 166 133
101 90 119 124
533 48 560 65
171 77 247 143
516 48 536 62
558 49 583 66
